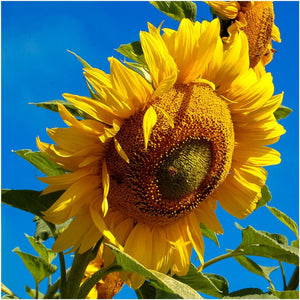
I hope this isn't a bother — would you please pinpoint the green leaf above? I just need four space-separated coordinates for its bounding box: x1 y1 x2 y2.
107 244 201 298
33 216 72 242
138 280 183 299
291 239 299 248
67 50 92 68
150 1 197 22
255 185 272 210
174 264 228 297
262 232 288 245
1 295 19 299
116 41 146 65
14 149 66 176
225 289 278 299
2 189 63 217
232 254 278 283
25 285 44 299
266 205 299 239
229 288 264 297
270 289 299 299
13 247 57 284
234 225 299 266
25 234 56 264
30 100 88 118
274 106 292 121
200 223 220 247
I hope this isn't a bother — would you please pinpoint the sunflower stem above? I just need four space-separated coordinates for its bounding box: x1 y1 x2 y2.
63 239 103 298
203 252 238 269
279 261 287 290
35 281 39 299
286 266 299 290
44 220 68 298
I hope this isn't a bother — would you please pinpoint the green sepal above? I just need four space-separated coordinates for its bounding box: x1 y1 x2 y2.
25 234 56 264
150 1 197 22
13 247 57 284
67 50 92 69
174 264 229 298
269 289 299 299
233 224 299 266
126 62 152 83
106 244 201 299
116 41 146 65
25 285 44 299
231 254 278 284
2 189 63 217
200 223 220 247
255 185 272 210
30 99 88 119
86 80 101 100
274 106 292 120
266 205 299 240
14 149 66 176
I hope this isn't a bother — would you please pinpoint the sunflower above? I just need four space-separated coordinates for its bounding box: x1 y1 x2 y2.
81 244 123 299
37 17 285 289
207 1 281 75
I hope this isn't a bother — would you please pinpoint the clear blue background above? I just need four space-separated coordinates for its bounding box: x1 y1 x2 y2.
2 1 299 298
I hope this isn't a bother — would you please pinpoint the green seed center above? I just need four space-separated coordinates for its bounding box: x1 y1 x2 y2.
156 138 213 201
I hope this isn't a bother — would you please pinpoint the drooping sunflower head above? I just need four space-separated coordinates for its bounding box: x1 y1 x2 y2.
207 1 281 70
37 17 285 287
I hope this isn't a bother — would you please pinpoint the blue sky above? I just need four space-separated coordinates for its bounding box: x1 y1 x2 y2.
1 1 299 299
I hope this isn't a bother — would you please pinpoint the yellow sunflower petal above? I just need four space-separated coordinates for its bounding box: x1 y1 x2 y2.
90 201 122 249
63 93 121 125
140 24 177 97
109 57 153 109
114 138 130 163
102 160 109 216
206 1 240 19
194 198 223 234
143 105 157 150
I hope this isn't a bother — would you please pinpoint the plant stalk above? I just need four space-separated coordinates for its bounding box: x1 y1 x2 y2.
203 252 235 269
286 266 299 290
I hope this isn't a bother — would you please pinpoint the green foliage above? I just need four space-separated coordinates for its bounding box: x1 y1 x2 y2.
225 289 278 299
14 149 66 176
150 1 197 22
67 50 92 69
2 189 63 217
25 286 44 299
117 41 145 65
30 99 88 119
270 289 299 299
107 244 201 299
33 216 71 242
232 255 278 285
13 247 57 284
174 264 229 298
255 185 272 210
266 205 299 239
233 224 299 266
200 223 220 247
274 106 293 121
25 234 56 264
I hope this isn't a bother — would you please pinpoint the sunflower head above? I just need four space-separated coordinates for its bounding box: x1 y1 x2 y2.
37 17 285 288
207 1 281 69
